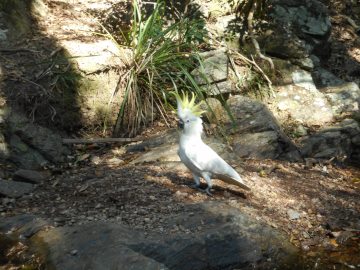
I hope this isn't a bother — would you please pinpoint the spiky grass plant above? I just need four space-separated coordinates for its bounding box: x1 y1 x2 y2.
112 0 208 137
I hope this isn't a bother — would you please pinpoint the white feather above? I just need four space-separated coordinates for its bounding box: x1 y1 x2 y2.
177 107 250 191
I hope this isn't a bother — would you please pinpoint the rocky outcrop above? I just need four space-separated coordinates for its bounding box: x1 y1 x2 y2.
260 0 331 62
270 67 334 126
1 202 302 270
300 119 360 162
225 95 301 160
0 178 35 198
0 109 70 169
320 82 360 116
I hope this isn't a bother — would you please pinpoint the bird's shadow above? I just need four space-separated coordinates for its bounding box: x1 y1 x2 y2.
163 171 247 199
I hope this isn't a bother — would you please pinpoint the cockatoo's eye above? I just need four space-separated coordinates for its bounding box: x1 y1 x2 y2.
186 119 190 123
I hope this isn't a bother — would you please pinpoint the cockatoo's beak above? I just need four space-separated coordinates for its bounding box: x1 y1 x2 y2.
178 119 184 129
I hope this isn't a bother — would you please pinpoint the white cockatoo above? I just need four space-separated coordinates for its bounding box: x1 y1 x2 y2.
174 92 251 195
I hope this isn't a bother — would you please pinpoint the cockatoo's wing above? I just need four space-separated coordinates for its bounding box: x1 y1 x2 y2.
183 142 251 190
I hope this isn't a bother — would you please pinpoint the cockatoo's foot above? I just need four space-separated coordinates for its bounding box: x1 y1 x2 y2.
190 183 202 190
205 187 213 197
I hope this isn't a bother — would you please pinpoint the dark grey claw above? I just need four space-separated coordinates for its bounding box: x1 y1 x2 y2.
190 183 202 190
205 187 213 197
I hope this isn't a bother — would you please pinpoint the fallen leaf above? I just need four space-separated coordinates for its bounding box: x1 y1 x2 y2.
329 238 339 247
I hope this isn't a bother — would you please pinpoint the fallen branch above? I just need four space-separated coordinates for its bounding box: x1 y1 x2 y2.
247 0 274 70
62 137 144 144
0 48 39 53
210 34 273 94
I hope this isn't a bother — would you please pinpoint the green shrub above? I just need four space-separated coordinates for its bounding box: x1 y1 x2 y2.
111 0 208 137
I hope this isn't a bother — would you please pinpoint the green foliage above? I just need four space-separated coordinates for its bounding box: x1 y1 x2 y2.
112 0 209 136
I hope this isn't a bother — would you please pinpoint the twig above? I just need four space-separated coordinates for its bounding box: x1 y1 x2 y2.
339 15 359 29
247 0 274 70
22 78 50 95
228 55 243 91
250 55 275 97
62 137 144 144
209 35 273 93
0 48 39 53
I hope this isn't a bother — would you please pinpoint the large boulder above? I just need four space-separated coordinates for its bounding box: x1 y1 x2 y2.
259 0 331 65
300 119 360 163
1 110 70 169
320 82 360 116
269 63 334 127
217 95 301 160
0 178 34 198
192 48 229 85
1 202 302 270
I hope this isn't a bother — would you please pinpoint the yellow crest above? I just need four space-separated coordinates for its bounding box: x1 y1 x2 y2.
172 91 205 117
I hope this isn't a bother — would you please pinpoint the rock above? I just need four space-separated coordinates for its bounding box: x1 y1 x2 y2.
232 131 283 159
261 0 331 60
292 57 314 71
294 125 308 136
312 67 345 88
260 26 310 60
130 129 238 167
31 0 48 18
292 69 317 91
192 49 228 84
4 202 302 270
201 97 225 123
3 112 71 169
7 134 48 169
126 129 178 153
60 40 122 74
0 28 7 41
13 169 47 184
271 68 334 126
300 119 360 162
287 209 301 220
8 112 70 163
0 179 34 198
203 80 235 96
131 143 180 164
225 95 301 160
321 82 360 116
194 0 232 19
106 157 124 165
206 15 240 50
270 0 331 37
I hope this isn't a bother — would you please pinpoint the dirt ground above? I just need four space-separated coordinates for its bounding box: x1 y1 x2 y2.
1 0 360 269
1 138 359 268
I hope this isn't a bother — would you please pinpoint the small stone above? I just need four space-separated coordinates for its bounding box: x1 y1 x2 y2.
295 125 307 136
175 190 188 198
13 169 47 184
107 157 124 165
70 249 78 256
302 231 310 239
95 203 102 209
91 156 101 165
287 209 300 220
